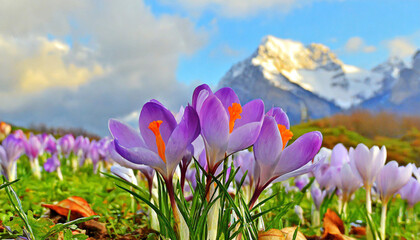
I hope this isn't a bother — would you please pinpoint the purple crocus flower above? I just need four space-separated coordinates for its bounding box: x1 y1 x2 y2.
192 84 264 174
58 134 75 157
248 112 323 208
110 100 200 234
74 136 90 165
111 164 138 185
24 134 42 160
87 140 101 173
398 177 420 208
110 101 200 180
0 135 25 181
44 154 61 172
43 134 57 154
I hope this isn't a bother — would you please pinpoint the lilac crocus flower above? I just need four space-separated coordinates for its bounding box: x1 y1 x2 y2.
398 177 420 208
0 135 25 181
349 143 386 217
192 84 264 174
233 150 255 187
87 140 101 173
248 112 323 208
376 161 412 239
294 174 310 191
42 134 57 154
111 164 138 185
334 162 362 203
311 185 326 210
74 136 90 164
376 161 412 204
24 134 43 179
58 134 75 157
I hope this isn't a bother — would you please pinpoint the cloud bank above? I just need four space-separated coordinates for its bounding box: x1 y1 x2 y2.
0 0 206 135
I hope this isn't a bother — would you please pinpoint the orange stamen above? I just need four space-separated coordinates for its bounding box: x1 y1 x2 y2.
228 103 242 133
148 120 166 163
278 124 293 149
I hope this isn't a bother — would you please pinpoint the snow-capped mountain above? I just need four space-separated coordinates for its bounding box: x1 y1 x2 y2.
218 35 412 123
361 50 420 113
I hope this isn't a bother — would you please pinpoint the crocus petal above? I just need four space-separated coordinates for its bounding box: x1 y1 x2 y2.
0 146 7 167
139 101 177 152
266 107 290 129
165 106 200 175
192 84 212 110
234 99 265 129
274 158 321 183
109 119 145 148
214 87 240 114
227 122 262 155
275 131 323 176
330 143 349 167
199 95 229 166
114 139 165 175
254 116 282 167
109 140 150 171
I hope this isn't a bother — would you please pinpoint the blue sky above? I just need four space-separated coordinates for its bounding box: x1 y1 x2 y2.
146 0 420 86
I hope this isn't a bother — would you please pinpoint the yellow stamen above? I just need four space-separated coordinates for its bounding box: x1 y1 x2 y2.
148 120 166 163
228 103 242 133
278 124 293 150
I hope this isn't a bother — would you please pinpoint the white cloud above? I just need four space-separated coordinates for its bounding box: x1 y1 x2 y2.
385 37 417 58
344 37 376 53
158 0 340 18
0 0 207 135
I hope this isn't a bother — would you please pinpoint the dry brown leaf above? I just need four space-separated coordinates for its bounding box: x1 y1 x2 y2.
349 226 366 236
42 196 96 220
258 227 307 240
321 209 356 240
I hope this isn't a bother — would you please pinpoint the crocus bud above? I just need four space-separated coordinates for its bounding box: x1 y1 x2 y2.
311 185 326 210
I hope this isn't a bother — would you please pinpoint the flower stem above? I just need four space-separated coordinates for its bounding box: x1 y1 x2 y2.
166 177 180 238
365 187 374 240
380 201 388 240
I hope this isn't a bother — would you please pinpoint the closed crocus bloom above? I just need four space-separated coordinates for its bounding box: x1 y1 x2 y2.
311 185 326 210
294 174 310 191
43 134 57 154
350 144 386 188
334 162 362 203
0 135 25 181
376 161 412 204
111 164 138 185
58 134 75 157
192 84 264 174
398 177 420 208
25 134 42 160
74 136 90 155
376 161 412 239
249 114 322 208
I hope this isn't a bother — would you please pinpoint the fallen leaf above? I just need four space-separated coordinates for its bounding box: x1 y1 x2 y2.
42 196 96 220
321 209 356 240
349 226 366 236
258 227 307 240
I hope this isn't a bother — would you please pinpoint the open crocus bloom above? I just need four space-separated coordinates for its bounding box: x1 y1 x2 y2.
249 111 322 208
192 84 264 173
110 100 200 180
349 144 386 188
376 161 412 203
